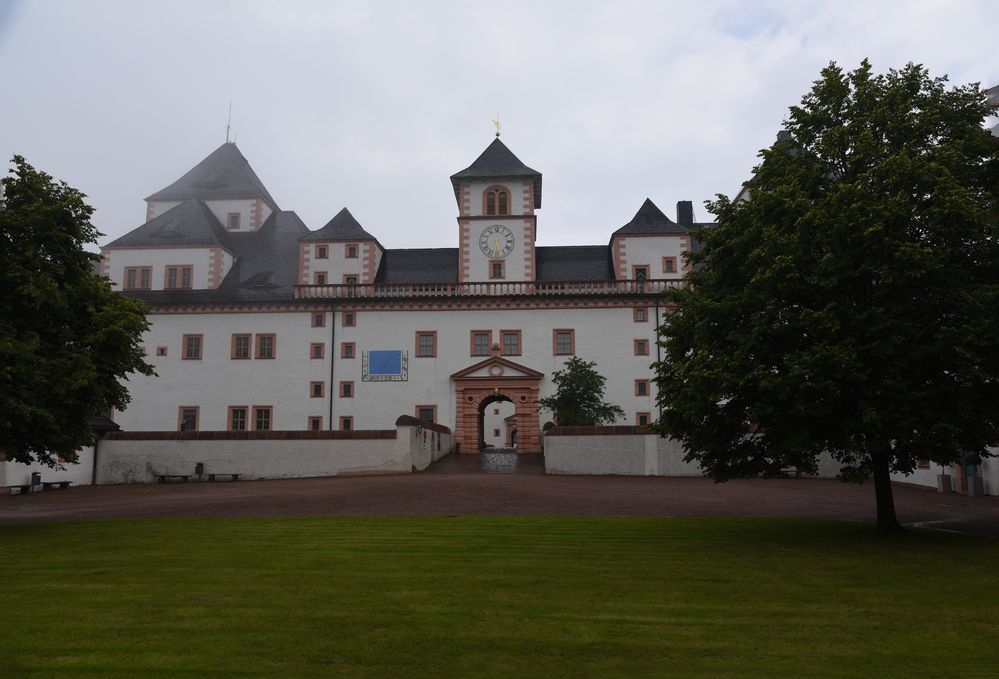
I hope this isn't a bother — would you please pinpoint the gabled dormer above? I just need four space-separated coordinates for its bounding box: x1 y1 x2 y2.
144 142 278 231
298 208 384 286
450 138 542 283
609 199 692 280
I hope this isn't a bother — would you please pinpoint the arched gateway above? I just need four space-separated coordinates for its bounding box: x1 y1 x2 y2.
451 356 543 454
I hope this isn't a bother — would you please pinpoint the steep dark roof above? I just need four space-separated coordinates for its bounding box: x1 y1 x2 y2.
145 142 279 210
450 138 542 208
375 249 458 284
300 207 378 242
536 246 613 281
104 198 234 250
612 198 688 238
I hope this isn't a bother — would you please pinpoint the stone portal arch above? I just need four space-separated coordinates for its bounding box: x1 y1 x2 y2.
451 357 543 454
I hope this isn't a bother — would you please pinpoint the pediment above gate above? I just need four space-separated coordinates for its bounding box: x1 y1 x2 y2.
450 356 544 381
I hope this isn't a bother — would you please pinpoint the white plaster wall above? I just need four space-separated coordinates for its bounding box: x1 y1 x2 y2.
409 425 453 471
302 241 376 284
617 235 688 279
104 247 216 291
483 401 515 447
205 199 270 232
1 447 94 487
544 434 703 476
146 201 180 221
465 218 531 282
467 180 525 218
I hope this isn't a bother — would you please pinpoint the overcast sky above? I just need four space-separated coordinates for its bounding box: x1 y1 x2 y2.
1 0 997 249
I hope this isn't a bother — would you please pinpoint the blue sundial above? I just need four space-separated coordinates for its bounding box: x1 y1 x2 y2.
369 350 402 375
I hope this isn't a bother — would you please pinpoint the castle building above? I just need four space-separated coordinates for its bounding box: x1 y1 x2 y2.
100 137 706 453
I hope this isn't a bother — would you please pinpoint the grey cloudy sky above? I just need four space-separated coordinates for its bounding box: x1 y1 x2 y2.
1 0 997 249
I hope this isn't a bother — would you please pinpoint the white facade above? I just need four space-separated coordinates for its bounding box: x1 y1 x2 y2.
0 447 95 487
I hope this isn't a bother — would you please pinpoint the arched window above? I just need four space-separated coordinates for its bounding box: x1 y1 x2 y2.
484 187 511 216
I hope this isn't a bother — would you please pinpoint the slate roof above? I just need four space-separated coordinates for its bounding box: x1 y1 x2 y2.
536 246 613 281
611 198 688 237
104 198 235 250
145 142 279 210
450 138 543 208
375 249 459 284
300 207 379 242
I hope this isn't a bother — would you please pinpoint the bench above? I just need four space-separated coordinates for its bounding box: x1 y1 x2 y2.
42 481 72 491
155 474 191 483
7 484 33 495
207 473 240 482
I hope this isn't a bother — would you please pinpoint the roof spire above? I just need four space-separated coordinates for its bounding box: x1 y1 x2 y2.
491 114 501 137
226 101 232 144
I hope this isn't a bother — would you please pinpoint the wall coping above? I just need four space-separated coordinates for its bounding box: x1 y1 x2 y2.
394 415 451 434
545 425 652 437
103 430 397 441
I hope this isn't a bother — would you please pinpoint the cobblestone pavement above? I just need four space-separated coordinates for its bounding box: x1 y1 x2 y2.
2 462 998 537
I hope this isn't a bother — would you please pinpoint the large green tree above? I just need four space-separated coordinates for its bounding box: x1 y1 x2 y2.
0 156 153 466
653 61 999 532
539 357 625 426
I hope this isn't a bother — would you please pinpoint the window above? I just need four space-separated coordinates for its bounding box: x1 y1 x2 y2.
343 311 356 327
634 339 649 356
635 379 650 396
228 406 248 432
310 381 325 398
182 334 203 360
314 272 327 285
636 412 651 427
165 265 193 289
471 331 491 356
343 275 359 285
309 416 323 432
123 266 152 290
345 244 359 259
489 260 505 279
662 257 678 274
340 381 354 398
310 343 325 359
231 334 251 359
493 429 501 438
253 406 272 431
156 346 168 357
227 213 241 230
416 331 437 358
416 406 437 422
501 330 521 356
916 459 931 470
494 408 500 415
553 329 575 356
341 342 355 359
634 307 647 322
485 187 510 216
632 265 649 281
256 334 276 359
340 416 353 432
316 245 329 259
178 407 199 432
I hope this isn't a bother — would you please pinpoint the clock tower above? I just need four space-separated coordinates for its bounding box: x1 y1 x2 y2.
450 138 542 283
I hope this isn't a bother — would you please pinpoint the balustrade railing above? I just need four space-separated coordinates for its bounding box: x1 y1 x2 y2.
294 278 684 300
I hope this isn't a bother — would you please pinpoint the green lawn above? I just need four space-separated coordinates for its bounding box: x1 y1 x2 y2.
1 517 998 677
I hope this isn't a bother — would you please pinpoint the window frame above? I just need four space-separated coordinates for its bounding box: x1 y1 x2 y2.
314 272 327 285
415 331 437 358
632 264 650 281
226 212 241 230
309 381 325 398
231 333 251 360
177 406 199 432
315 245 329 259
182 334 203 360
636 412 651 427
123 266 152 291
165 265 193 290
552 329 575 356
500 329 522 356
252 406 273 431
662 256 678 274
635 379 650 397
339 381 354 398
227 406 249 432
312 312 326 328
310 342 325 360
342 311 356 327
308 416 323 432
489 260 506 280
339 416 353 432
633 307 647 323
255 333 277 360
634 339 649 356
416 405 437 423
345 243 359 259
470 330 491 357
341 342 356 359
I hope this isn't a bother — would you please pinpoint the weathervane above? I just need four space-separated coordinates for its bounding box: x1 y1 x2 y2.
491 115 501 137
226 101 232 143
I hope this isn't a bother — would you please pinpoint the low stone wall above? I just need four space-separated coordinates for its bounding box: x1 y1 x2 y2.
96 418 453 484
544 426 704 476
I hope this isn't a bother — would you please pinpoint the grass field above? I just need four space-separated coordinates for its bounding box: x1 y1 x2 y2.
1 517 998 677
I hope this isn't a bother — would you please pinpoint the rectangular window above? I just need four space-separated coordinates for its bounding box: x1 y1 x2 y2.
312 312 326 328
490 260 505 279
316 245 329 259
309 416 323 432
501 330 521 356
182 334 203 360
343 311 356 327
635 379 650 396
228 406 248 432
662 256 677 274
341 342 355 359
340 416 353 432
314 272 327 285
633 307 647 322
553 329 575 356
416 406 436 422
256 334 276 359
471 331 491 356
636 412 651 427
310 381 325 398
340 381 354 398
123 266 152 290
231 334 251 359
343 275 359 285
253 406 272 431
634 339 649 356
345 244 359 259
165 265 193 289
178 406 199 432
916 459 931 470
493 428 501 438
416 331 437 358
310 342 325 359
227 213 241 230
156 346 168 357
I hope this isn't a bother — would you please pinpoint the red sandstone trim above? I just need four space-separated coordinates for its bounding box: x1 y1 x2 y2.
226 405 249 432
298 244 310 285
552 328 575 356
415 331 437 358
181 333 203 360
481 185 512 216
341 342 355 359
255 333 277 359
176 406 200 432
310 342 325 359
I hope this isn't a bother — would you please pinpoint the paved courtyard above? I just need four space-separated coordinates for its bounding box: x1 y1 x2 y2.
2 456 998 537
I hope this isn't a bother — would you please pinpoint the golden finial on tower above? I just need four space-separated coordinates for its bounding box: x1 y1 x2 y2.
491 115 501 137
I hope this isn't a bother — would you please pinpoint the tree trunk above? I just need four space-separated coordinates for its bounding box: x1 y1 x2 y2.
872 450 902 533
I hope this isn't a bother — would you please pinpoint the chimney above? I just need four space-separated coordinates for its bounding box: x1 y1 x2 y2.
677 200 693 227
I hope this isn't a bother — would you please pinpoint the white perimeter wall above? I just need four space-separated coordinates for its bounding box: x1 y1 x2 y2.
1 447 95 487
544 432 704 476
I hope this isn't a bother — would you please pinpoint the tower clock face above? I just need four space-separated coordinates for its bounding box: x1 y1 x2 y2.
479 224 515 259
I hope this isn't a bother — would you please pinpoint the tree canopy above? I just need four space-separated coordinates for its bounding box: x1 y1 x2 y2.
539 357 625 426
653 61 999 532
0 156 153 466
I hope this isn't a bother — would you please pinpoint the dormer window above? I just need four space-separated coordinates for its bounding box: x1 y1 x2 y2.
165 265 193 289
227 213 241 230
316 245 328 259
485 187 510 216
345 244 359 259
